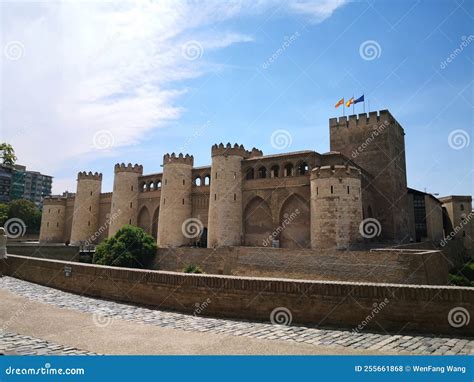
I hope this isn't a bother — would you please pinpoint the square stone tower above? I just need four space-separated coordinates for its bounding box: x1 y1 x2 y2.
329 110 409 242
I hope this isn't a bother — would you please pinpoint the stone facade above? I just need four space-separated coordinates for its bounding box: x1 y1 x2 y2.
39 110 473 253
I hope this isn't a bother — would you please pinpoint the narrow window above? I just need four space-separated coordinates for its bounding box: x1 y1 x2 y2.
460 204 465 211
182 198 184 205
58 209 60 214
129 219 131 224
89 206 91 211
88 221 90 226
316 187 318 195
47 222 49 227
215 172 218 179
463 231 466 237
56 222 59 227
331 185 334 194
163 198 165 205
347 186 350 194
48 208 51 213
183 179 185 185
234 193 236 201
90 191 93 196
130 202 133 208
214 194 217 200
131 185 134 191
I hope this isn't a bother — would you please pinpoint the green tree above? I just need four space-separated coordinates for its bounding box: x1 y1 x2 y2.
0 143 17 166
93 225 156 269
0 203 8 226
7 199 42 233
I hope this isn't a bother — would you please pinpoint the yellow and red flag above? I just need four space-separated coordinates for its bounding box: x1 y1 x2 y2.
345 97 354 107
335 98 344 108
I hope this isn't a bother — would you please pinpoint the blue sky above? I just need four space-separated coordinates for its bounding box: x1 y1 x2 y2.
1 0 472 196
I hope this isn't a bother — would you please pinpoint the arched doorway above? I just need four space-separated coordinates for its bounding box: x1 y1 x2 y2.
151 207 159 239
137 206 151 235
279 194 310 249
244 196 273 246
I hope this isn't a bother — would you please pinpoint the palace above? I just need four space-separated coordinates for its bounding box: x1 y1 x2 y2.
39 110 473 253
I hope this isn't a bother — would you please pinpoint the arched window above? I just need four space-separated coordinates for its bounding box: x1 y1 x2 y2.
195 177 202 186
156 180 162 189
245 168 254 180
149 182 154 191
271 165 280 178
204 175 210 186
258 166 267 179
284 163 293 177
141 183 147 192
297 161 309 175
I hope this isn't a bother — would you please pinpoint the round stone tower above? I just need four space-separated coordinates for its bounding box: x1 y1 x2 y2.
108 163 143 237
207 143 249 247
157 153 193 247
310 165 363 249
39 197 67 243
70 171 102 245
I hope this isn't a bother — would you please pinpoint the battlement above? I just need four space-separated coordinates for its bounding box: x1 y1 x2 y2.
329 109 398 129
43 196 67 205
114 163 143 174
163 153 194 166
311 165 361 180
211 143 262 158
77 171 102 181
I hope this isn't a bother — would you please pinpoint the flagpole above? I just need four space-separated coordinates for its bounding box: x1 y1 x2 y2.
352 94 354 115
368 100 370 113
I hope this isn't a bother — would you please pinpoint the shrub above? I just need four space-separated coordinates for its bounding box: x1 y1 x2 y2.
183 264 203 274
92 225 156 269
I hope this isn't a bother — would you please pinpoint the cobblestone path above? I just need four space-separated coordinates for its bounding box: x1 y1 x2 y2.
1 277 472 355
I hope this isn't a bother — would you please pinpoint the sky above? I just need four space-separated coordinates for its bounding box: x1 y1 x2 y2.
0 0 472 196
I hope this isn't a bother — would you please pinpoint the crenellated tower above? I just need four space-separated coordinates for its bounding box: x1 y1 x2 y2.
207 143 254 247
157 153 193 247
39 197 68 243
108 163 143 237
310 165 363 249
69 172 102 244
329 110 409 242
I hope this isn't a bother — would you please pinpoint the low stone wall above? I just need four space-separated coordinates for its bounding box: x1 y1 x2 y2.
153 246 448 285
7 244 80 262
3 255 472 336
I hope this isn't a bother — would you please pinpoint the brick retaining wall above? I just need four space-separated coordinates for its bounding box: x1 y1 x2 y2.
3 255 472 336
153 246 449 285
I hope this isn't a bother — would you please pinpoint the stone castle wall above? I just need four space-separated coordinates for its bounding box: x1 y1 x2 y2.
330 110 409 241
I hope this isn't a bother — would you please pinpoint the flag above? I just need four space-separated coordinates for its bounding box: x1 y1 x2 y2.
345 97 354 107
335 98 344 108
354 94 364 104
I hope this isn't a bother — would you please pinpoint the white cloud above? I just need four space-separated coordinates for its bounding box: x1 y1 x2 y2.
1 0 346 193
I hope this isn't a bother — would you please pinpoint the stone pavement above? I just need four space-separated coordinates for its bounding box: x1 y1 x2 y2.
0 277 472 355
0 330 94 355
